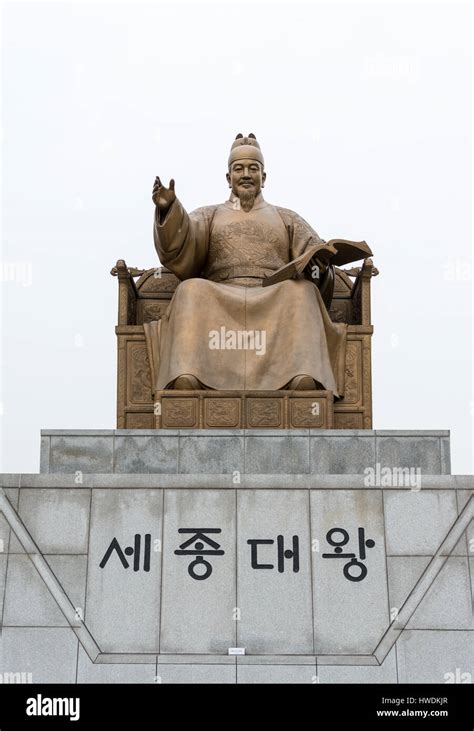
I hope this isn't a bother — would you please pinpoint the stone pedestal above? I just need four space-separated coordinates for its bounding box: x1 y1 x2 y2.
1 430 472 684
39 429 452 476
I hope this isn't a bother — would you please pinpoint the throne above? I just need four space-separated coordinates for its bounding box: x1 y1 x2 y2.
112 259 377 430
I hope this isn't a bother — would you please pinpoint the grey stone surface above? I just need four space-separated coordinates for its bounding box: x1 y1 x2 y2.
9 489 90 554
40 435 50 474
178 436 244 474
375 431 450 437
0 555 7 627
160 489 236 653
318 647 397 683
311 435 375 474
245 436 310 474
237 664 317 683
0 628 78 683
0 476 21 488
157 653 235 664
50 435 114 473
396 630 474 684
77 646 155 683
237 490 313 654
387 555 430 620
236 654 316 664
18 475 93 488
43 430 116 436
377 436 442 474
454 477 474 489
388 556 473 630
86 489 163 653
40 430 451 475
155 663 236 683
114 435 178 473
2 427 471 683
408 557 473 630
440 437 451 474
2 473 471 490
3 555 87 627
384 490 459 556
456 491 473 555
311 489 390 654
0 489 18 554
470 558 473 603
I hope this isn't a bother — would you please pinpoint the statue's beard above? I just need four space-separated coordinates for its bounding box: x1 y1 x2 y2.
239 188 257 212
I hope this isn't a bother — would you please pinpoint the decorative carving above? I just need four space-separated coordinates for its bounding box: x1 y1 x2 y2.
162 398 198 427
333 270 353 295
116 337 127 428
153 390 334 428
137 270 180 294
139 301 169 324
329 300 350 323
127 281 137 325
290 399 324 427
339 340 361 405
126 412 154 428
362 337 373 428
351 288 362 325
128 343 152 403
111 264 145 278
247 398 282 427
205 398 240 427
334 412 363 429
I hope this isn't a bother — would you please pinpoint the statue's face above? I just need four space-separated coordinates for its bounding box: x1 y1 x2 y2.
226 159 266 197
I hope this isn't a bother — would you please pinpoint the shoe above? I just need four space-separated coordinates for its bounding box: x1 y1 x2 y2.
173 374 202 390
287 375 317 390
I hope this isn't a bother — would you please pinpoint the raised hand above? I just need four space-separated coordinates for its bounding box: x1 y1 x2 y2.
152 176 176 214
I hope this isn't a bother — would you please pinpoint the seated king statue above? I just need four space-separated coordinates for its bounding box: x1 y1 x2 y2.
150 133 361 397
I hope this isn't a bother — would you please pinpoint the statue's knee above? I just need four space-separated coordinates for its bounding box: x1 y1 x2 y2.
175 278 212 305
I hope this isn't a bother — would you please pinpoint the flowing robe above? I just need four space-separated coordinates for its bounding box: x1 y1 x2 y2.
148 192 347 395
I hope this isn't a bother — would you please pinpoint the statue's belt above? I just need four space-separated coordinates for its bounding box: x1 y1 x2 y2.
207 266 278 282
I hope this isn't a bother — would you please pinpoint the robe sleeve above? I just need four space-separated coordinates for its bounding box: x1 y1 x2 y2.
153 198 216 280
275 208 326 260
276 206 334 306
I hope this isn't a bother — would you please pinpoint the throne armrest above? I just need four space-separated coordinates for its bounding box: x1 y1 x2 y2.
111 259 140 325
350 258 379 326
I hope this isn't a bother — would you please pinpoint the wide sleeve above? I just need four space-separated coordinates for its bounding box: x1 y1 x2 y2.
276 207 326 260
276 206 334 305
153 198 215 280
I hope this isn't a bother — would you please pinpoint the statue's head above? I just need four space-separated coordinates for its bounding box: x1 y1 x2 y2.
226 133 266 212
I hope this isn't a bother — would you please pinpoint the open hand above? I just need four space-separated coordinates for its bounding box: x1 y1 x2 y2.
152 176 176 213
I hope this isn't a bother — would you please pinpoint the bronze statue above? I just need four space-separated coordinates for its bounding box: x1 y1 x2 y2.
150 133 370 396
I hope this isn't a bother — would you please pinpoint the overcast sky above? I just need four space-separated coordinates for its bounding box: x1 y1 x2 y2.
1 0 472 473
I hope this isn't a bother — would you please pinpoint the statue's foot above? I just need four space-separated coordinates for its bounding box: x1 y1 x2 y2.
286 375 321 390
173 374 202 390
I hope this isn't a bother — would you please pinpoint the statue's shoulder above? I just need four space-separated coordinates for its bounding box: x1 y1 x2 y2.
274 204 299 220
273 205 316 232
190 203 220 219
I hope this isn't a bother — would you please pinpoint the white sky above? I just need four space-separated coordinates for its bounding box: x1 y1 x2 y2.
1 0 472 473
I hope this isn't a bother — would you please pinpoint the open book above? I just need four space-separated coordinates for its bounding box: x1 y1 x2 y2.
262 239 372 287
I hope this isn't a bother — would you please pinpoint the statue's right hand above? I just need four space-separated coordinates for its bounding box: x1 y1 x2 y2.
152 176 176 212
